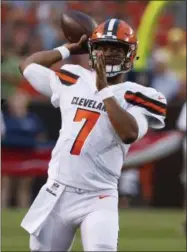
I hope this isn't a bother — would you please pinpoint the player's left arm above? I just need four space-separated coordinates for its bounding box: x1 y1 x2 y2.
103 98 143 144
96 51 147 144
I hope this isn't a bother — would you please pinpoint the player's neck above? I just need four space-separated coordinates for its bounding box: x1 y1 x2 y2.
107 73 125 85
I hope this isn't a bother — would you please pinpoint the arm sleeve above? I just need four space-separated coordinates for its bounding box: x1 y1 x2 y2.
23 63 61 108
135 89 167 129
124 89 167 141
140 91 167 129
23 63 52 97
125 89 167 129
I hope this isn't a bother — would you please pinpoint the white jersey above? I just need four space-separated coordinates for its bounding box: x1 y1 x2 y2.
24 63 167 190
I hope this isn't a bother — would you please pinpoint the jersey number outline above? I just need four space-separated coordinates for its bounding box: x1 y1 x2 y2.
70 108 100 155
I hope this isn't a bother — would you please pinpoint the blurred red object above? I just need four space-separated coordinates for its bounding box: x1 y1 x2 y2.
2 130 182 177
159 14 174 29
19 77 41 97
1 147 50 176
67 1 86 12
155 32 168 46
1 3 8 24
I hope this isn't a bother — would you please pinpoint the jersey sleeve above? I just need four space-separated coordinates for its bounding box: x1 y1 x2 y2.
60 64 82 74
23 63 53 97
53 64 82 106
23 63 82 108
125 88 167 130
23 63 64 108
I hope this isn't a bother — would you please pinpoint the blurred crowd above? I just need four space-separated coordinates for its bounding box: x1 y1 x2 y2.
1 1 186 208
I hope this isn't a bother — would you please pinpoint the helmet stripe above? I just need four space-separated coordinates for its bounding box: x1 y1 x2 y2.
103 19 111 35
107 19 116 32
104 19 120 37
112 19 120 36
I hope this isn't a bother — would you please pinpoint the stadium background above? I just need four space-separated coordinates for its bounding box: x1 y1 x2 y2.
1 1 186 251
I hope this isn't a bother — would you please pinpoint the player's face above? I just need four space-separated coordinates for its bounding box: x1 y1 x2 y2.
94 43 125 65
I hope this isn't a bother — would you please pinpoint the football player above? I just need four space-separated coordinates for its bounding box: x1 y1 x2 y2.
20 19 167 251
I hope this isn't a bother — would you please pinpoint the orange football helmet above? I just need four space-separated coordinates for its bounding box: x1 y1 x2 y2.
88 18 138 77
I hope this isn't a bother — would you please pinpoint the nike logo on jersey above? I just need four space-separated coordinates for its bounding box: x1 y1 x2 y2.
99 195 110 199
71 97 106 112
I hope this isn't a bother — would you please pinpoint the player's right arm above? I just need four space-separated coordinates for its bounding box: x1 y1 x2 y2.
19 35 87 73
19 35 87 97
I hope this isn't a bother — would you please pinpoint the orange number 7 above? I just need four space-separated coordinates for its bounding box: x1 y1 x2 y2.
70 108 100 155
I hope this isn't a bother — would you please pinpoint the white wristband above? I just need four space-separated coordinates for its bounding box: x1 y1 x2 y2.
97 87 114 100
54 46 70 60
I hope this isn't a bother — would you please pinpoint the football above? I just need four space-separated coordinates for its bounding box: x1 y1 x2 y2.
61 10 98 54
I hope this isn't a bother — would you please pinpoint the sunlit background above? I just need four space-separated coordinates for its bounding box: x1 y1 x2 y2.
1 1 186 251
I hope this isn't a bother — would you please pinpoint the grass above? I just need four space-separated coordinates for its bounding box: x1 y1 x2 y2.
2 208 186 251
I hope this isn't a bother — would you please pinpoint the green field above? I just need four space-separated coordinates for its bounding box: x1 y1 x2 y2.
2 208 186 251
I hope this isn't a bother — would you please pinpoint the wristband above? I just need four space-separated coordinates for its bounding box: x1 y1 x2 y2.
97 87 114 100
54 46 70 60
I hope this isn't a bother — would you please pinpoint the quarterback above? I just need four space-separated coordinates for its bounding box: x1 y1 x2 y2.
20 19 167 251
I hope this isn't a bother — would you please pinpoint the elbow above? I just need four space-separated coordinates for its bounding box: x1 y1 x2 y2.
121 116 139 144
19 54 35 74
121 130 138 144
19 59 31 74
19 60 25 74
